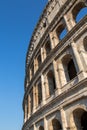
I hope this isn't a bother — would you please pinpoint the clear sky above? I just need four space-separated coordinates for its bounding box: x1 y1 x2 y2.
0 0 47 130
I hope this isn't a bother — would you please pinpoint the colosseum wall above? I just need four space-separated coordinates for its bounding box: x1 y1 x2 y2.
22 0 87 130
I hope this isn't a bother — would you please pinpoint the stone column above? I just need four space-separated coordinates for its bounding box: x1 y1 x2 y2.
41 47 44 62
71 42 84 72
49 31 59 49
64 13 76 31
57 60 67 87
34 59 37 73
60 108 70 130
29 94 31 116
45 75 50 98
24 101 28 122
30 69 32 80
44 117 48 130
79 49 87 71
34 123 36 130
43 46 47 60
33 86 36 112
78 38 87 71
28 95 30 119
53 60 61 94
41 75 46 105
35 85 38 107
30 90 33 114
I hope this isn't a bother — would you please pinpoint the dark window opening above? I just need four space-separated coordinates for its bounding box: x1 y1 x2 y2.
68 59 77 80
30 91 33 113
52 76 56 90
83 37 87 51
30 64 34 79
47 71 56 95
37 54 41 67
38 82 42 105
39 126 44 130
81 112 87 130
52 119 62 130
45 41 51 56
43 22 46 28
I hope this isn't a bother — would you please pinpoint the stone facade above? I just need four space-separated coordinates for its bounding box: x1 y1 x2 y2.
22 0 87 130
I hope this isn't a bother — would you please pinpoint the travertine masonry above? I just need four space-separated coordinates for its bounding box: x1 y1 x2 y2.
22 0 87 130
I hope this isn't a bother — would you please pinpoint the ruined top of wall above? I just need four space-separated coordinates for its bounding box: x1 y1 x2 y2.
26 0 66 68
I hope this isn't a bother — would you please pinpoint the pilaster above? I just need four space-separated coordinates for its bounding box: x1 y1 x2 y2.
57 60 67 87
44 117 48 130
49 31 59 49
28 95 30 119
41 75 46 104
33 86 36 112
53 60 61 94
64 13 76 31
24 101 28 122
71 42 84 72
60 108 70 130
41 47 44 62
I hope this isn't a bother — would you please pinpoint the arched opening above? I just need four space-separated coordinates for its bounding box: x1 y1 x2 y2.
47 70 56 96
70 108 87 130
30 89 33 113
68 59 77 80
56 24 67 40
38 82 42 105
59 28 67 40
81 112 87 130
50 118 62 130
72 2 87 23
45 40 51 56
39 126 44 130
30 63 34 79
83 36 87 51
62 54 77 82
37 54 41 67
76 7 87 23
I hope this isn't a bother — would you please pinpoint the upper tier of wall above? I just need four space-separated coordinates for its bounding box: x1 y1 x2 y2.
26 0 66 68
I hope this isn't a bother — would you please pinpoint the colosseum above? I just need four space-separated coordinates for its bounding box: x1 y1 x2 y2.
22 0 87 130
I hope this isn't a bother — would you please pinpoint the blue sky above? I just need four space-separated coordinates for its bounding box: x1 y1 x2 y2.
0 0 47 130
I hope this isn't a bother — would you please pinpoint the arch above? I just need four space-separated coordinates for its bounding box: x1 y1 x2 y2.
39 126 44 130
37 54 41 67
59 28 67 40
70 107 87 130
72 2 87 23
81 111 87 130
56 24 67 40
50 118 62 130
37 82 42 105
62 54 77 82
45 40 51 56
83 36 87 51
47 70 56 95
